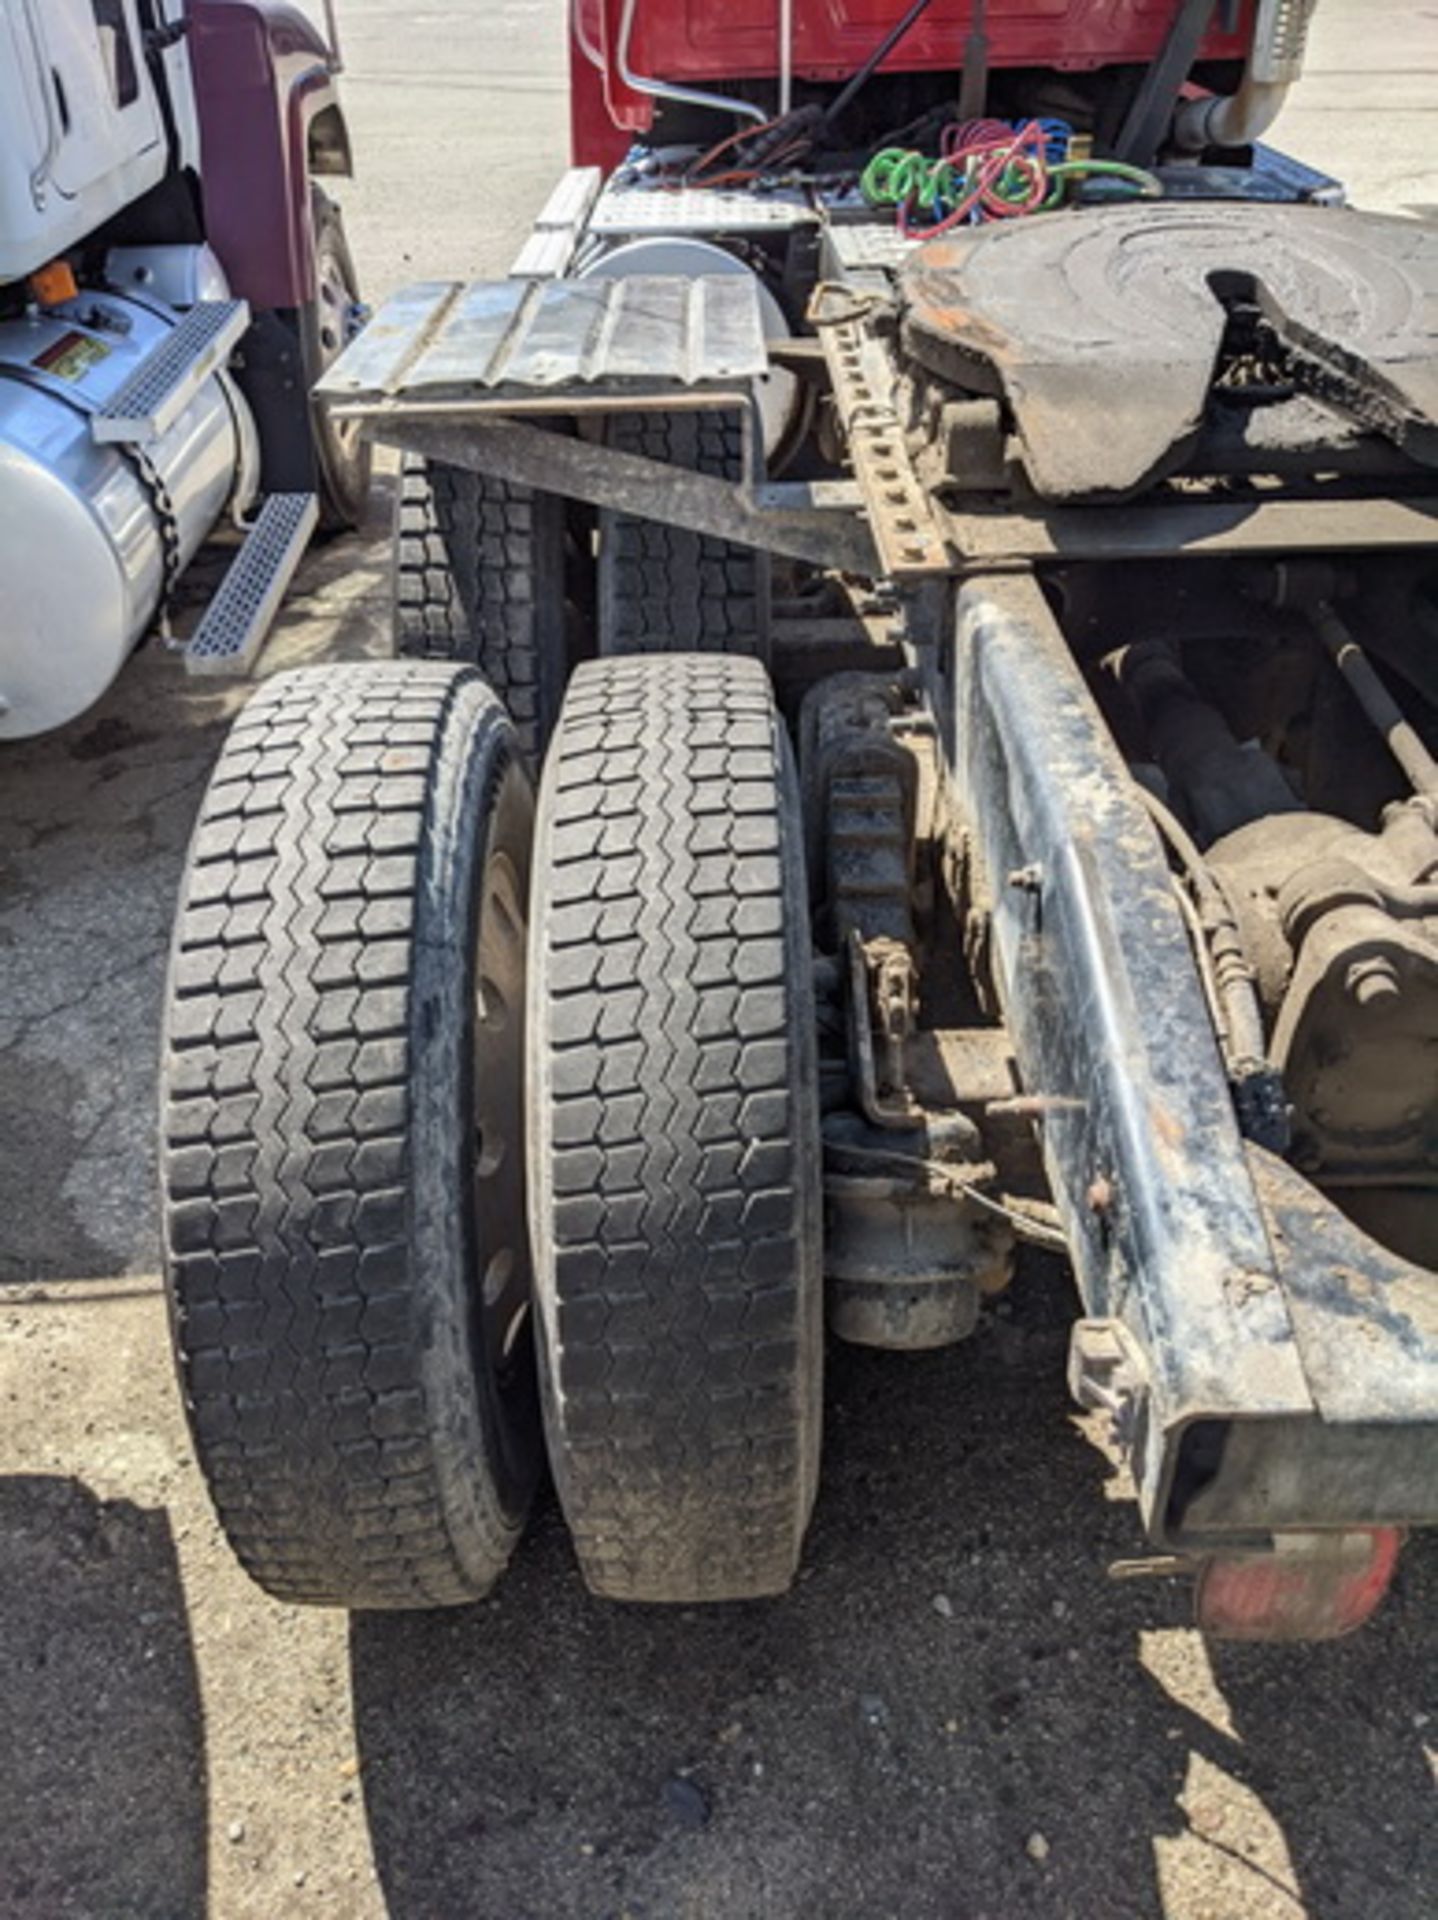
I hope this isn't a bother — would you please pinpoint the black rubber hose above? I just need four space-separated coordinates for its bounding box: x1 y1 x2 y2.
822 0 937 131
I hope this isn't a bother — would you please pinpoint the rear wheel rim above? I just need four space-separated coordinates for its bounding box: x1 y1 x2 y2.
308 209 370 518
471 815 538 1508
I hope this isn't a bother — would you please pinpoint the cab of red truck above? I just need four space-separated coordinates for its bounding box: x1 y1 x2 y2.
568 0 1298 167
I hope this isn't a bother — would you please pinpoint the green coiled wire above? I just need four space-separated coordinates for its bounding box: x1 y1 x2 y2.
860 145 1161 223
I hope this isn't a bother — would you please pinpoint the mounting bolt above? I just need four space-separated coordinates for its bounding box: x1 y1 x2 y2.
1345 956 1401 1008
1087 1175 1114 1215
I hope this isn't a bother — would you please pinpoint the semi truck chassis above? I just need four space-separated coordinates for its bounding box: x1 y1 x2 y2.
161 117 1438 1638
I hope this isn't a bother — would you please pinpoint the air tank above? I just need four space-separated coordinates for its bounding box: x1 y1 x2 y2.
0 276 253 738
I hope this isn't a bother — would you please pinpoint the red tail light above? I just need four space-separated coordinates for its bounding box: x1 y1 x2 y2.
1196 1528 1403 1642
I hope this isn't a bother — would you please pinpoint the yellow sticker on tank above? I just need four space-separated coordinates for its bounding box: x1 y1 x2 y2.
33 331 112 381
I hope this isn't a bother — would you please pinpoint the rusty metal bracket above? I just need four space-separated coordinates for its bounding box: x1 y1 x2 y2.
935 567 1438 1549
375 414 879 575
817 309 953 580
944 494 1438 566
846 932 923 1130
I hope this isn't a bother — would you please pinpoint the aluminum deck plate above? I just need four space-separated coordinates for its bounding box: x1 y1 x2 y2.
820 221 919 300
825 222 916 275
91 299 249 445
589 181 818 238
319 274 770 411
902 202 1438 499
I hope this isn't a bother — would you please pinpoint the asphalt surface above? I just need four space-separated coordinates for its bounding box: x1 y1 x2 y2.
2 4 1437 1917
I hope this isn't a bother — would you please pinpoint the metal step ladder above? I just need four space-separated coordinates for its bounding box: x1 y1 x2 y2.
92 299 250 444
184 492 318 677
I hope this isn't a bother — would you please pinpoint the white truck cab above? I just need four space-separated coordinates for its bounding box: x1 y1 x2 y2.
0 0 359 738
0 0 198 283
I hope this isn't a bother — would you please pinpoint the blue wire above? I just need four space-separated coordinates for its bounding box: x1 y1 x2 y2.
1037 118 1073 165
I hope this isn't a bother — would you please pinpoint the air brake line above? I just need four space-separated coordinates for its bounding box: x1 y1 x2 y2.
860 123 1160 233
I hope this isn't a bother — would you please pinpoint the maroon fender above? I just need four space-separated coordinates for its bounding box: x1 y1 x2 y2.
188 0 352 311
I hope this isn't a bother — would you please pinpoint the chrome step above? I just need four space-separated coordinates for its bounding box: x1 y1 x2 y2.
92 299 250 444
184 492 318 677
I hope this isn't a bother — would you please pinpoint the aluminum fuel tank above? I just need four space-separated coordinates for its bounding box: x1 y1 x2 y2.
0 283 251 737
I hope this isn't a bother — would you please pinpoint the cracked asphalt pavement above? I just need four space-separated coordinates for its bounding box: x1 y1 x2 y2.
1 4 1436 1916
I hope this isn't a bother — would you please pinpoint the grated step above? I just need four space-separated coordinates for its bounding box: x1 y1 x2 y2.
92 299 250 444
184 493 318 677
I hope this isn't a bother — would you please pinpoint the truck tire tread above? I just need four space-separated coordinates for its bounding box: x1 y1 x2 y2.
161 661 538 1608
529 652 821 1602
599 411 769 658
393 455 564 764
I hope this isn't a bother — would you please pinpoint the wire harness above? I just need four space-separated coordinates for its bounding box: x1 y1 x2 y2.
860 119 1160 233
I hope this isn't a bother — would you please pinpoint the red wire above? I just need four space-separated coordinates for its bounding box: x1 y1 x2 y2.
939 118 1011 159
685 115 814 189
685 119 766 186
901 119 1049 237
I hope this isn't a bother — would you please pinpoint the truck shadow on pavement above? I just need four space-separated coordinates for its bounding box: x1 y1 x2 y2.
0 1474 208 1920
350 1259 1437 1920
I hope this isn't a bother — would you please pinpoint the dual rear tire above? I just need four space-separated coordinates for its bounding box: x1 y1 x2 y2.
391 407 768 764
530 654 821 1600
162 652 820 1608
392 457 568 768
161 665 537 1606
